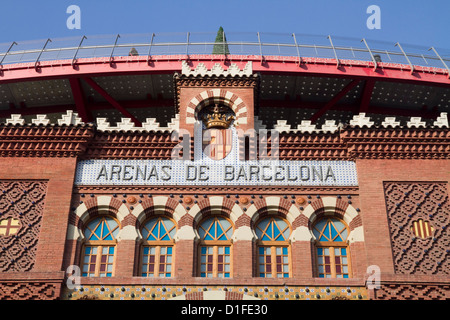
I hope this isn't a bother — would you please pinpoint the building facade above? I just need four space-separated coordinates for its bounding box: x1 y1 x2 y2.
0 40 449 300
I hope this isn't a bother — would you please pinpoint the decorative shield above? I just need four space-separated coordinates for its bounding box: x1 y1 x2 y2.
0 217 21 236
202 128 233 160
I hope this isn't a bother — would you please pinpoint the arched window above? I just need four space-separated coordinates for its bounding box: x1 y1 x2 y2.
198 216 233 278
140 216 176 278
81 216 119 277
312 217 351 278
255 216 291 278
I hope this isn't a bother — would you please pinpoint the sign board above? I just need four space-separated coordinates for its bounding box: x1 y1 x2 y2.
75 124 358 186
75 159 358 186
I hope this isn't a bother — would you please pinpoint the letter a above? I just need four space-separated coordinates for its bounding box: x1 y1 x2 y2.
66 265 81 290
171 129 191 160
67 5 81 30
366 5 381 30
366 265 381 289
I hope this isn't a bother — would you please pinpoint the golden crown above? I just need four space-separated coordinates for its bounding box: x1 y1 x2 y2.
202 104 235 129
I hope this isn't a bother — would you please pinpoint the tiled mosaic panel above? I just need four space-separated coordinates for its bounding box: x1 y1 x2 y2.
384 182 450 275
62 285 367 300
0 181 47 272
75 125 358 186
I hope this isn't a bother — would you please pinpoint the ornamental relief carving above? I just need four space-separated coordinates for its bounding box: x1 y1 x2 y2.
384 182 450 275
0 181 48 272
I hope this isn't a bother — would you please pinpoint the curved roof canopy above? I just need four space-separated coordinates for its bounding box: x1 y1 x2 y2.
0 33 448 127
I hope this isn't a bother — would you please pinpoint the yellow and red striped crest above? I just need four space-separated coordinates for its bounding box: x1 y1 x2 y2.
411 219 434 239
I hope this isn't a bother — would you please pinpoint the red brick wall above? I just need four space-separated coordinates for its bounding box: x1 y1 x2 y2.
291 241 313 278
356 159 450 275
2 155 447 299
174 239 196 278
232 240 253 278
115 240 137 277
0 157 77 274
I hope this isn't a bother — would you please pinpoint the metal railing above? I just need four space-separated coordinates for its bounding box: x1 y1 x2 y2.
0 32 449 73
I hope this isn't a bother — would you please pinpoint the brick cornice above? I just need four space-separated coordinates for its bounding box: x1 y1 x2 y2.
0 124 95 157
0 123 448 160
81 131 184 160
83 126 447 161
278 131 348 160
341 126 450 159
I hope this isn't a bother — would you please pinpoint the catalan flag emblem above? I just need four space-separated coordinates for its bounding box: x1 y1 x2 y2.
411 219 434 239
0 218 21 236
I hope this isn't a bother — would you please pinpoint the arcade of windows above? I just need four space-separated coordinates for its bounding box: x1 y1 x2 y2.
80 215 352 279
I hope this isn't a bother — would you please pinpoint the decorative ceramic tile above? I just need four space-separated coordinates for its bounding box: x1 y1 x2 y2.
62 284 368 300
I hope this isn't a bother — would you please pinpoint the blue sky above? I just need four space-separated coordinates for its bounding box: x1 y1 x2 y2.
0 0 449 51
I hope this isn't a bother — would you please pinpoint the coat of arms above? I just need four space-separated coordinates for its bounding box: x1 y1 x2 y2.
201 104 235 160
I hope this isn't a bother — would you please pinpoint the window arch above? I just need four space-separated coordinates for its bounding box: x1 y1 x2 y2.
197 216 233 278
312 217 351 278
255 216 291 278
81 216 119 277
140 216 176 278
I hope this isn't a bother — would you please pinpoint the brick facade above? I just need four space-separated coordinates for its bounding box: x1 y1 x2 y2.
0 134 447 300
0 157 78 299
0 65 448 301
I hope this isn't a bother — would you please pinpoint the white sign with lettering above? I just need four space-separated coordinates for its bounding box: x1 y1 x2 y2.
74 159 358 186
75 124 358 186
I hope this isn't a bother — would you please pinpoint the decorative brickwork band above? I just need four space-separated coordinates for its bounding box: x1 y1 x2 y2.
0 124 95 157
341 124 449 160
82 132 180 159
372 282 450 300
1 114 448 160
0 281 60 300
0 181 47 272
384 182 450 275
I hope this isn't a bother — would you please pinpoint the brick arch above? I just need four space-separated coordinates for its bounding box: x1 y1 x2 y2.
130 196 188 242
301 197 358 228
185 196 245 242
131 196 186 226
247 196 300 227
68 196 130 241
74 196 129 225
242 196 302 242
185 89 248 126
298 196 364 243
189 196 243 227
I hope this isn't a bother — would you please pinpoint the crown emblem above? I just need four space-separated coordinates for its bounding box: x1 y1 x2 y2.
201 104 235 129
